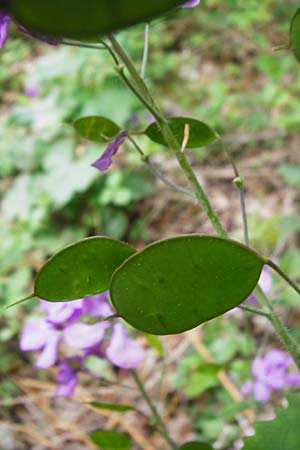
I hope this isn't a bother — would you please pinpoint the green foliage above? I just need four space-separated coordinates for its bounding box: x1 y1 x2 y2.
277 164 300 188
90 402 135 412
289 8 300 64
89 429 132 450
180 443 213 450
8 0 185 38
35 237 136 301
242 395 300 450
110 235 264 334
145 117 217 149
74 116 121 143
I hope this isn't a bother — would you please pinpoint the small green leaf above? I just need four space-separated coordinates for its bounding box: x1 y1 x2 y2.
290 8 300 64
35 237 136 301
242 395 300 450
90 430 132 450
145 334 165 355
74 116 120 143
180 442 213 450
90 402 135 413
145 117 217 149
110 235 265 335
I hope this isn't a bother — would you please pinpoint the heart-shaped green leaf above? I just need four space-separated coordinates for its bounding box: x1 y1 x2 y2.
90 430 132 450
8 0 185 38
74 116 120 143
290 8 300 64
145 117 217 149
180 443 213 450
110 235 265 335
242 395 300 450
35 237 136 301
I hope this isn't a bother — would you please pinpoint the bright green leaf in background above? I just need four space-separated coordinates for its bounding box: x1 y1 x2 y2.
35 237 136 301
242 395 300 450
145 117 217 149
74 116 120 143
90 402 135 413
290 8 300 64
89 429 132 450
110 235 264 335
180 442 213 450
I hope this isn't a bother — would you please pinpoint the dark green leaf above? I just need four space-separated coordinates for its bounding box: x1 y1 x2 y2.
290 8 300 64
90 430 132 450
90 402 135 412
9 0 185 38
145 117 217 149
74 116 120 143
110 235 264 335
242 395 300 450
35 237 136 301
180 443 213 450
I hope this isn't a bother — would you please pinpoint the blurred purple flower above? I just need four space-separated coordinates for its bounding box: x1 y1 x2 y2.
92 131 127 171
20 318 60 369
24 85 40 98
106 323 145 369
181 0 200 7
56 357 80 397
242 349 300 403
0 12 10 48
20 292 144 396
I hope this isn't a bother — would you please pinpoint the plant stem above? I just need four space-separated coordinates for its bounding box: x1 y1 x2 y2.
267 259 300 297
106 34 300 368
141 23 150 79
238 304 271 318
255 285 300 369
130 370 178 450
109 35 227 237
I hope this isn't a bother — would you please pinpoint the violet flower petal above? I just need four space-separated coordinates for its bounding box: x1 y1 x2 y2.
253 381 271 403
92 131 127 171
241 381 253 397
264 349 292 369
63 322 108 349
181 0 200 7
286 372 300 386
82 292 114 318
106 323 144 369
35 332 60 369
56 358 79 397
40 299 84 325
0 12 10 48
251 357 267 381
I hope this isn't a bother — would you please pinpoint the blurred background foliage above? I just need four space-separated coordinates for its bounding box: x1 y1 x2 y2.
1 0 300 447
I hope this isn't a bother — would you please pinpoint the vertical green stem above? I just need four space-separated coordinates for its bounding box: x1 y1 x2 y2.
131 370 178 450
106 34 300 367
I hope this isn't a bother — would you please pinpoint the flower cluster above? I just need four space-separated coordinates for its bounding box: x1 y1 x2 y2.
20 292 145 396
242 349 300 403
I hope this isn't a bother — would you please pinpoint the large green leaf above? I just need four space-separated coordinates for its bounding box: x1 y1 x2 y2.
290 8 300 64
74 116 120 143
8 0 185 38
180 443 213 450
110 235 264 335
145 117 217 149
35 237 136 301
242 395 300 450
90 430 132 450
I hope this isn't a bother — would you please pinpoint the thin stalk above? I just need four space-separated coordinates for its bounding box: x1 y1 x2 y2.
141 23 150 79
255 286 300 369
238 304 271 318
267 259 300 297
127 134 194 197
62 40 106 51
106 34 300 368
5 293 35 309
130 370 178 450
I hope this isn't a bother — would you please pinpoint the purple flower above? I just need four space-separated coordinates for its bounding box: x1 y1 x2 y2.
20 292 144 396
24 85 40 98
20 318 60 369
56 357 80 397
181 0 200 7
106 323 145 369
242 349 300 403
0 12 10 48
92 131 127 171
